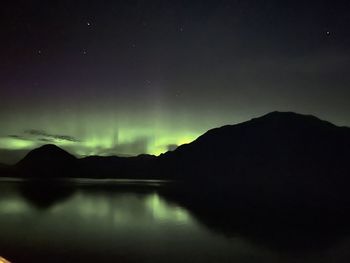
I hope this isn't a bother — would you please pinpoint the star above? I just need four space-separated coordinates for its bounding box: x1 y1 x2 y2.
83 50 87 55
37 50 42 55
87 22 91 26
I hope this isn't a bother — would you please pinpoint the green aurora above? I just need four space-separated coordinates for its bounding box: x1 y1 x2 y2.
0 116 197 159
1 1 350 164
1 106 349 165
0 108 254 163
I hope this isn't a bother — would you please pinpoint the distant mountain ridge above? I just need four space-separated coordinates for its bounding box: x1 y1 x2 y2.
2 111 350 183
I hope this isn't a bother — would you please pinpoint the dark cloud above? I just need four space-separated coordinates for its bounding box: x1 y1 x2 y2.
7 134 27 140
24 129 47 136
24 129 80 142
38 138 54 143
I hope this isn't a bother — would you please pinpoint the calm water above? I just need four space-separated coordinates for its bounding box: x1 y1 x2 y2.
0 179 350 263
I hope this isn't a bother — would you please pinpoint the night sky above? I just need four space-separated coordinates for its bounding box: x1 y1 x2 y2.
1 0 350 163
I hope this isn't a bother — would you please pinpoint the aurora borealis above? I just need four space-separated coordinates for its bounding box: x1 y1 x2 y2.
1 1 350 164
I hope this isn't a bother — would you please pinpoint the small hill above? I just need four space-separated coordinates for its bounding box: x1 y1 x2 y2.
16 144 77 177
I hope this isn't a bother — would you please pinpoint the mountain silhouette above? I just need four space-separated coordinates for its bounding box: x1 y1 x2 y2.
16 144 78 177
161 111 350 178
3 112 350 195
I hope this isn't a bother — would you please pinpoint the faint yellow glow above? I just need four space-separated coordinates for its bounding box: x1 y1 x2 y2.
177 136 196 146
152 134 197 155
0 256 11 263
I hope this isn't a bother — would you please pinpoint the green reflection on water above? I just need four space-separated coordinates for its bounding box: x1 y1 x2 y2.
145 193 189 223
0 198 30 214
48 191 191 226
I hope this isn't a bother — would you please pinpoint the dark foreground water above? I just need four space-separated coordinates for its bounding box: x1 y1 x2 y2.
0 178 350 263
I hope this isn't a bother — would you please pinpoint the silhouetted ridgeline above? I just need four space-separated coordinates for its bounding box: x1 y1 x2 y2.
161 111 350 177
1 111 350 208
12 144 157 178
3 112 350 179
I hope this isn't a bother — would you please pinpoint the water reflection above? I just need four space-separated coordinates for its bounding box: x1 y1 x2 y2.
19 180 75 209
163 182 350 253
0 198 30 214
0 180 350 263
146 193 189 223
48 191 191 226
